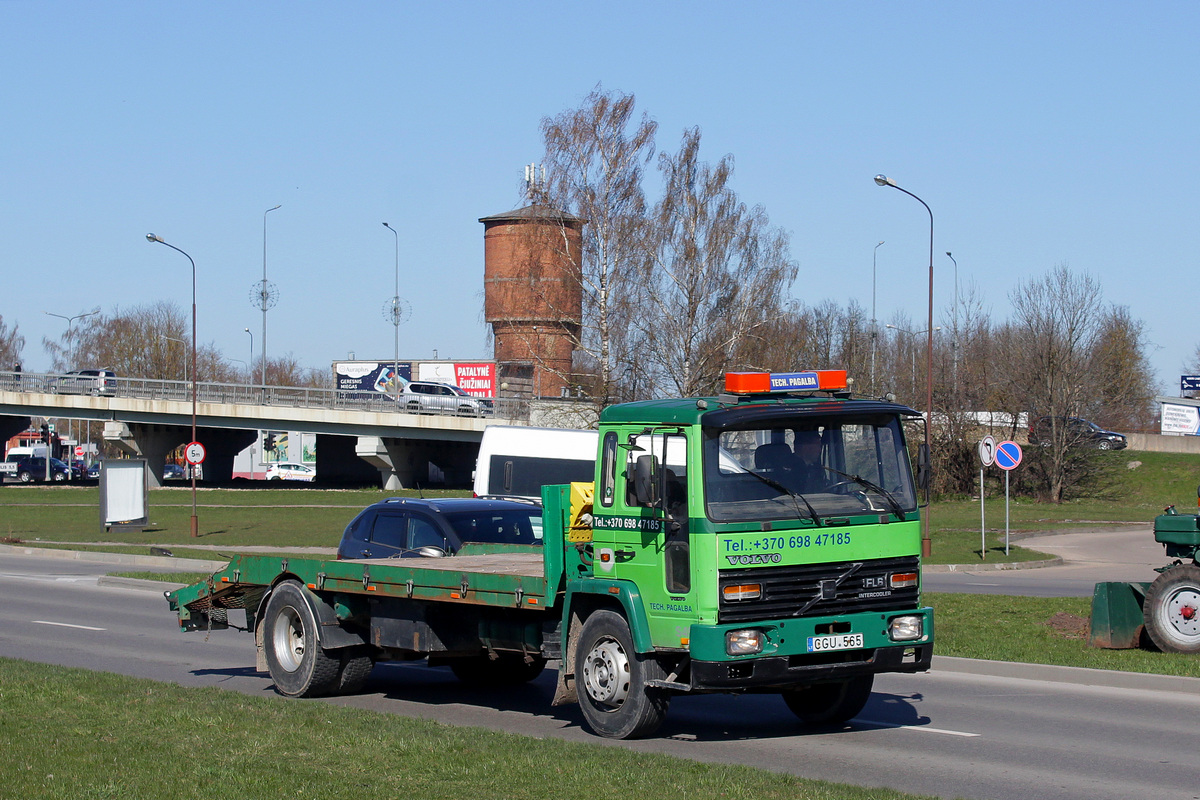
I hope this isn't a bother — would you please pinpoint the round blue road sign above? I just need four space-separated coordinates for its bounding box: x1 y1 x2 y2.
995 440 1023 471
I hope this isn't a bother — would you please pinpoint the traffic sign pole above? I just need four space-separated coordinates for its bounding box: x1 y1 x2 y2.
978 437 996 560
994 441 1023 557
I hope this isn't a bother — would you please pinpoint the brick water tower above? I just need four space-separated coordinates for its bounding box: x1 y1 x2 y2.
479 187 583 399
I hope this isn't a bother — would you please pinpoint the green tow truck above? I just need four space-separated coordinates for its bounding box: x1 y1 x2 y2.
167 370 934 739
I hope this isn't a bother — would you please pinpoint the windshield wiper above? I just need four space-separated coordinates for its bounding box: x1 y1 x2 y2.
743 467 822 525
822 466 908 520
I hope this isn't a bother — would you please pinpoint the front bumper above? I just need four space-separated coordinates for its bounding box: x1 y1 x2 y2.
686 607 933 691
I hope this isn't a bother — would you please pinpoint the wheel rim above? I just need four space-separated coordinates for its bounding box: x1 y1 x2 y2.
1163 587 1200 640
273 606 306 672
581 636 630 709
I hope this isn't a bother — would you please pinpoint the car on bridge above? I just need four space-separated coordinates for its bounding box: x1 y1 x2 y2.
399 381 493 417
336 497 542 559
49 368 117 396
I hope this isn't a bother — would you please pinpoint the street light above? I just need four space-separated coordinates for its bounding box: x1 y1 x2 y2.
871 241 884 392
875 172 936 558
146 233 199 538
945 251 959 397
43 308 100 478
382 222 403 397
165 336 188 383
244 327 253 382
259 204 281 390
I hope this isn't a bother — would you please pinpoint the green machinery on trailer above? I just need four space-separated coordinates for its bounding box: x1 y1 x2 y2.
168 370 935 739
1090 491 1200 653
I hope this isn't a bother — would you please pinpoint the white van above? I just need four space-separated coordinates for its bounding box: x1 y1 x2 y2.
4 445 46 462
473 425 598 502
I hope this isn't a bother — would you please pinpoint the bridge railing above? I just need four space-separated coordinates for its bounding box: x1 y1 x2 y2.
0 370 529 421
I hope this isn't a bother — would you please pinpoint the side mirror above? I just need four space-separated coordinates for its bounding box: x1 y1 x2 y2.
634 454 659 507
917 443 931 502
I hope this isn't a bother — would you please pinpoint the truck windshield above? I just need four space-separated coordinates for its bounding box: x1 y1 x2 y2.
702 415 917 523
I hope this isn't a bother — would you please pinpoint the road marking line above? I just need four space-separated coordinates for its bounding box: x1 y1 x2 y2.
33 620 106 631
857 719 980 737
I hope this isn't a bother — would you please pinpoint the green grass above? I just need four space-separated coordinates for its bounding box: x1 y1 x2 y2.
108 571 211 585
0 657 937 800
928 592 1200 677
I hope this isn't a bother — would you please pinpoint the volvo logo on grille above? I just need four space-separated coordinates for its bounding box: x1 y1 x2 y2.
819 579 838 600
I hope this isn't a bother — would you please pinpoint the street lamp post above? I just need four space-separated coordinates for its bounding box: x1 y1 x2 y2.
165 336 188 384
871 241 884 392
260 205 281 391
382 222 400 395
44 308 100 470
875 174 935 557
146 233 199 538
945 251 959 397
244 327 253 382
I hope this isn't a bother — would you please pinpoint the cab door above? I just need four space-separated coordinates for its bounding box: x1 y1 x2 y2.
602 428 694 647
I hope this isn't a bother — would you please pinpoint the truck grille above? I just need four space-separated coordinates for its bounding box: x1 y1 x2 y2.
718 556 920 623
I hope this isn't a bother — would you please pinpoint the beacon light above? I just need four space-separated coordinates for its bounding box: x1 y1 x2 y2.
725 370 848 395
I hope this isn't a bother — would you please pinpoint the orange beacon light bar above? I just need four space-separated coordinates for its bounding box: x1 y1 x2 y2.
725 370 848 395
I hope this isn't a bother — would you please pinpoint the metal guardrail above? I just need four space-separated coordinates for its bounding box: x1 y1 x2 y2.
0 370 528 421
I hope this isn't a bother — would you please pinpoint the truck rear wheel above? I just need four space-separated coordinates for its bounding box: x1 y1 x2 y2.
262 581 340 697
334 646 376 694
782 675 874 725
575 609 669 739
450 653 547 686
1143 564 1200 654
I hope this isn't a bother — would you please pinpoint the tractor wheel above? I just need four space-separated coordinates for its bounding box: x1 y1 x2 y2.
262 581 340 697
575 609 669 739
1143 564 1200 654
782 675 874 725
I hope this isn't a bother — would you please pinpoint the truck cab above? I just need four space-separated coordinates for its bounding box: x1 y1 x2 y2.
564 370 932 736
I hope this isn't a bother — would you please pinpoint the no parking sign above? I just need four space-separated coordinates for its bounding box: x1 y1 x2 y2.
994 441 1022 471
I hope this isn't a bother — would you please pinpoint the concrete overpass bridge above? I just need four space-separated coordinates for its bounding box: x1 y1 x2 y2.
0 370 530 489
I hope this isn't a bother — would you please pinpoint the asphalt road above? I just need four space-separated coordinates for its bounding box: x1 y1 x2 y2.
3 544 1199 800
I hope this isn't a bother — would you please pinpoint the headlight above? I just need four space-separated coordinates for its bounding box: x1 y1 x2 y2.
889 615 923 641
725 629 765 655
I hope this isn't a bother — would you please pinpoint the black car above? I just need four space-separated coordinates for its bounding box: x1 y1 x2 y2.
336 497 542 560
163 463 187 480
11 456 72 483
1028 417 1127 450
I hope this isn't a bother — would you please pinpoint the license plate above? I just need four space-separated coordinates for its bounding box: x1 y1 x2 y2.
807 633 864 652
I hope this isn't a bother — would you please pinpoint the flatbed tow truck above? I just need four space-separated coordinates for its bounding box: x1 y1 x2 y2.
168 370 934 738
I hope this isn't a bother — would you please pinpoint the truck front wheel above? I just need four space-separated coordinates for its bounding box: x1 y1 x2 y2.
575 609 669 739
1143 564 1200 654
262 581 340 697
782 675 874 725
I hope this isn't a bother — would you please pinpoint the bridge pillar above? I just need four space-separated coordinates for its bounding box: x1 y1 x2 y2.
104 422 184 488
355 436 418 490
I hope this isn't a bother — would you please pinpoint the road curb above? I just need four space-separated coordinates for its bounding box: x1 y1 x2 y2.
924 557 1064 573
0 542 227 572
933 655 1200 693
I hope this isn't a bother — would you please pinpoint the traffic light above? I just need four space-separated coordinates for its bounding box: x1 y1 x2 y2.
40 423 49 444
263 433 276 453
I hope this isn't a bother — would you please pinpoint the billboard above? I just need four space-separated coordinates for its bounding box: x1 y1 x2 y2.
333 360 495 398
1161 402 1200 435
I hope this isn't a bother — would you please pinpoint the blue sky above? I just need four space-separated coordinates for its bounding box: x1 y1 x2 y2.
2 1 1197 393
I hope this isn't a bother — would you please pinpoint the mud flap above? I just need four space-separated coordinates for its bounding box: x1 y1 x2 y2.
551 610 583 706
1089 581 1150 649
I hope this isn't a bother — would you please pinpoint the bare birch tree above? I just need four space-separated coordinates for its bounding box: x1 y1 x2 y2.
638 127 797 397
540 86 657 406
0 314 24 369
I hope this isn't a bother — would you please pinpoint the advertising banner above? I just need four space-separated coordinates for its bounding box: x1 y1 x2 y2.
334 360 496 398
415 361 496 398
1161 402 1200 435
333 361 412 395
